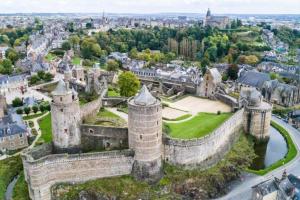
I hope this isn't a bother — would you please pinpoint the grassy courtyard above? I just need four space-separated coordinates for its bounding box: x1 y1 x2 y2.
83 108 126 127
37 113 52 144
165 112 232 139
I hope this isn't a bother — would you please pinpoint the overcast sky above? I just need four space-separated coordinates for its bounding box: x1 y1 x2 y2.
1 0 299 14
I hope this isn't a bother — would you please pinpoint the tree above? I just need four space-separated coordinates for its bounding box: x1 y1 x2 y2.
118 72 140 97
270 72 278 80
29 75 40 85
0 59 13 75
24 107 31 116
12 97 23 107
62 41 71 51
16 108 23 115
44 73 54 82
129 48 138 59
32 106 39 114
39 104 45 113
45 104 51 111
227 64 239 80
6 48 19 64
107 60 119 71
69 35 80 49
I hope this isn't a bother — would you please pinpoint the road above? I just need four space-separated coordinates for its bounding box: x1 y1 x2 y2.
218 117 300 200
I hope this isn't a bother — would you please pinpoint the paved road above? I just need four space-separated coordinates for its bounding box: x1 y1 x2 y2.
218 117 300 200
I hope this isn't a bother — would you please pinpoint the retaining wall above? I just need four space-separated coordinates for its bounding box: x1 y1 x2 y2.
163 109 244 168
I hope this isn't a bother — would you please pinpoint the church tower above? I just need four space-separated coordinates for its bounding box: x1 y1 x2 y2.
51 79 81 153
128 85 163 183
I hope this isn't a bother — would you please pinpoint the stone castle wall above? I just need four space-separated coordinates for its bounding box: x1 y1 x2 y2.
80 125 129 152
80 97 102 119
22 148 134 200
163 109 244 168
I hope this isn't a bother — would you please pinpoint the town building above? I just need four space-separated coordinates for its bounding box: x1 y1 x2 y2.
198 68 222 99
288 110 300 130
203 9 230 29
0 74 28 94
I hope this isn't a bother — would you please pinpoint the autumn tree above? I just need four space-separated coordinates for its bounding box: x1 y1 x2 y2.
118 72 140 97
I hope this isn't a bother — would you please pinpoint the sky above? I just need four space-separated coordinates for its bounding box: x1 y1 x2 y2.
0 0 299 14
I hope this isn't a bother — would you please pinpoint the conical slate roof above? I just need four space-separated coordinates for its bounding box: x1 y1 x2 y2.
134 85 156 106
52 79 71 96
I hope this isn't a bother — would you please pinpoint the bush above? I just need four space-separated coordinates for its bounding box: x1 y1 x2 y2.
32 106 39 114
12 98 23 107
217 111 221 115
16 108 23 115
23 107 31 115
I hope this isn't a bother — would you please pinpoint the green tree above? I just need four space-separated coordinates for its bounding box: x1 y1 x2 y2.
16 108 23 115
24 107 31 116
6 48 19 64
32 106 39 114
118 72 140 97
0 59 13 74
12 97 23 107
69 35 80 49
39 104 45 113
227 64 239 80
107 60 119 71
62 41 71 51
29 75 40 85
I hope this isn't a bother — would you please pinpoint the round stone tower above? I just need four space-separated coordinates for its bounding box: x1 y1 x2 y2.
51 79 81 153
240 88 272 141
128 85 162 183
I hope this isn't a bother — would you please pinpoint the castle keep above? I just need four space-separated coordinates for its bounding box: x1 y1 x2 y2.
22 79 272 200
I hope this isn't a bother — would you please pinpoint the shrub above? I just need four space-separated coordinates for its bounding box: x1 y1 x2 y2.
16 108 23 115
12 97 23 107
32 106 39 114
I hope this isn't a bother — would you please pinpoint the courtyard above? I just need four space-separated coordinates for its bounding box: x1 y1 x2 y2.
164 112 233 139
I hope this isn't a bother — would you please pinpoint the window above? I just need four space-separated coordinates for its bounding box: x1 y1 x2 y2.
140 135 143 140
19 134 23 138
60 97 63 102
89 129 94 134
61 109 63 112
64 129 68 133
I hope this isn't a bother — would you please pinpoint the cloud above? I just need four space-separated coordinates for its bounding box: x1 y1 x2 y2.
0 0 299 14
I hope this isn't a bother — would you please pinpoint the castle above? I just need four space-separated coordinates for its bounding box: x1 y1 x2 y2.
22 77 272 200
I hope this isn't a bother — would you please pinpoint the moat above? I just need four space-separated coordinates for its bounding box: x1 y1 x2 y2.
250 126 288 170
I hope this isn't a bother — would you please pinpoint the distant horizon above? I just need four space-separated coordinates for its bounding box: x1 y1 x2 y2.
0 0 299 15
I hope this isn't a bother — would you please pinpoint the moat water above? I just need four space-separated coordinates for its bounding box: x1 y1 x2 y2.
250 126 288 170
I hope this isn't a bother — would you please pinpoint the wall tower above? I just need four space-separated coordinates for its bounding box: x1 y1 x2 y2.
128 85 163 182
51 79 81 153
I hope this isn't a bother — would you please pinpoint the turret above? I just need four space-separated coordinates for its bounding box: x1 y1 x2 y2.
240 88 272 141
51 79 81 153
128 85 163 183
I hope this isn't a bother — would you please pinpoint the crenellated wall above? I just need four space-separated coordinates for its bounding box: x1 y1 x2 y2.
163 109 244 168
22 148 134 200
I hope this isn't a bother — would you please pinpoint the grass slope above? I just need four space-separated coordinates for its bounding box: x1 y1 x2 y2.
12 172 30 200
0 156 23 200
37 113 52 144
165 112 232 139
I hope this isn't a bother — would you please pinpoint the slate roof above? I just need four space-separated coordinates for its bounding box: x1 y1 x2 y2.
238 71 271 89
134 85 157 106
0 116 27 138
52 79 71 96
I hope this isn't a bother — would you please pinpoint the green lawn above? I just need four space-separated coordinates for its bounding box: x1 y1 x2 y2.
0 156 23 200
107 90 120 97
163 114 192 121
72 57 81 65
37 113 52 144
45 53 57 62
247 121 298 175
23 112 46 120
165 112 232 139
12 172 30 200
